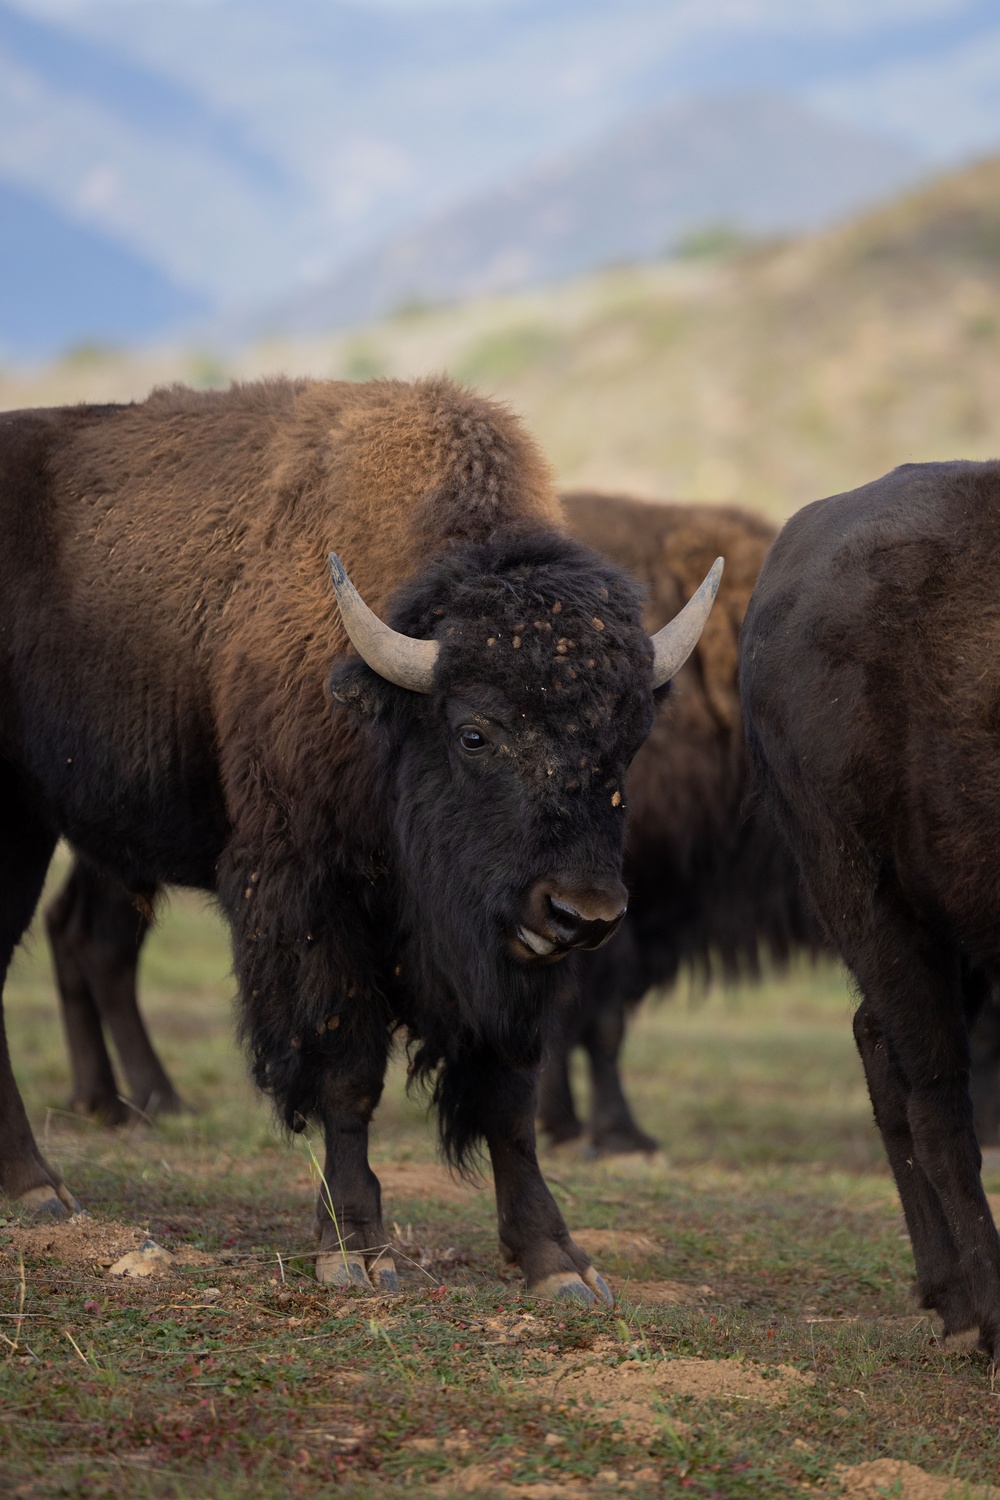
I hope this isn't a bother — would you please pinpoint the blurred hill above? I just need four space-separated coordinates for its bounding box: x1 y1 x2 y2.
5 152 1000 522
246 96 922 339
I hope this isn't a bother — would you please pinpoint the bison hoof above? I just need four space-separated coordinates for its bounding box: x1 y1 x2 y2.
530 1267 614 1307
16 1184 83 1218
587 1126 660 1157
369 1252 399 1292
315 1249 399 1292
316 1250 372 1288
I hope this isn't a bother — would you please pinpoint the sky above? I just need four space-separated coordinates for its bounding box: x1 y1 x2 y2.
1 0 999 352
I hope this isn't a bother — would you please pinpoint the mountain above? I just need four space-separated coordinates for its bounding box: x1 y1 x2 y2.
251 96 923 338
0 179 205 358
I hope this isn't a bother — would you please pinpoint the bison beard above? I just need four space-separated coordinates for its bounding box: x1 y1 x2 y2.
0 377 719 1302
740 458 1000 1368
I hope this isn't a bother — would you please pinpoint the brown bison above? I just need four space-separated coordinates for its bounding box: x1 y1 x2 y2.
539 493 822 1151
0 377 721 1302
44 492 819 1161
740 460 1000 1362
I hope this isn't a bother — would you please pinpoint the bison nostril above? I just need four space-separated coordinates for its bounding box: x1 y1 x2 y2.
546 895 627 945
547 897 586 940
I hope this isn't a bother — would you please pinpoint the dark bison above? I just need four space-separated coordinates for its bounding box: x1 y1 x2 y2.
539 493 822 1153
42 494 817 1161
740 460 1000 1360
0 377 721 1302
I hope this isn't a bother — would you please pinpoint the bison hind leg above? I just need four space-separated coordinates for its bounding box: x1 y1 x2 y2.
0 781 81 1215
849 908 1000 1355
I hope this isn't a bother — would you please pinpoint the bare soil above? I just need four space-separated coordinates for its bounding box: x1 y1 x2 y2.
832 1460 1000 1499
375 1160 481 1206
4 1214 214 1270
568 1229 663 1263
525 1352 814 1444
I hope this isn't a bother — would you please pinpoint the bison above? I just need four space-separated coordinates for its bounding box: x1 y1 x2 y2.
41 494 818 1162
739 460 1000 1361
0 377 721 1302
539 493 823 1153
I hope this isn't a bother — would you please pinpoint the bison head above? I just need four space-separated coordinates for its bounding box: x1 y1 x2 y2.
329 530 720 1064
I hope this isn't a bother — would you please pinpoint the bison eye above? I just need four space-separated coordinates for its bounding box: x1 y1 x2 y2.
458 726 490 755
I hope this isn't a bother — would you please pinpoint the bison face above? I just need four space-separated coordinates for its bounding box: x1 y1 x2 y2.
419 685 636 966
330 530 718 1054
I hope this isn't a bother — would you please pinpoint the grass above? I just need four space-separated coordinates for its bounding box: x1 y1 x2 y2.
3 871 1000 1498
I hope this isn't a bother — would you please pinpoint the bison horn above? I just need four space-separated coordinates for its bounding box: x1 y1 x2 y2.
328 553 440 694
649 557 724 689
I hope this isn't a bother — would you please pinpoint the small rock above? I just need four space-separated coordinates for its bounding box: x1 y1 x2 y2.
108 1239 175 1279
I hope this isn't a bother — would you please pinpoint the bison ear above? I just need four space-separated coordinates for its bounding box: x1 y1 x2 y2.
329 658 398 722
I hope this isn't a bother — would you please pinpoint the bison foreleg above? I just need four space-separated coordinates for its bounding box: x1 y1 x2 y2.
457 1054 613 1305
312 1053 397 1293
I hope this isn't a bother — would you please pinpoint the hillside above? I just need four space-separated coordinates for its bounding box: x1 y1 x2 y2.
5 153 1000 522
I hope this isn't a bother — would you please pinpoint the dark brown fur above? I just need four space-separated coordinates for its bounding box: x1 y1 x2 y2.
741 459 1000 1363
